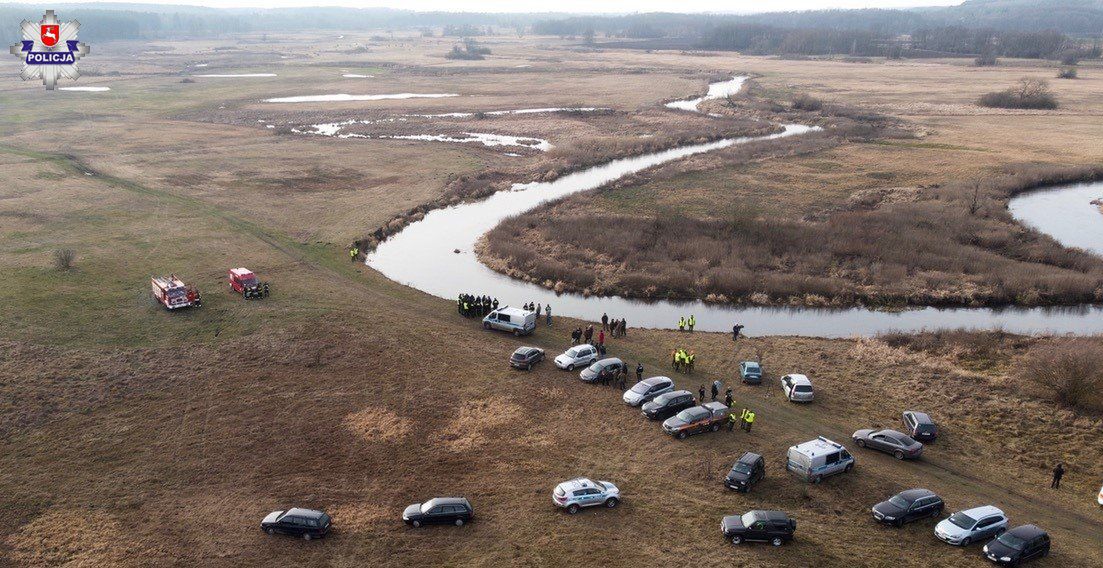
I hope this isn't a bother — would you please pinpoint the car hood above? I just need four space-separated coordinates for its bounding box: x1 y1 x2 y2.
403 504 422 518
872 500 906 517
721 515 744 532
554 354 573 364
853 429 874 438
641 399 662 412
662 416 688 429
936 519 969 538
262 511 283 524
984 539 1019 558
623 390 645 403
579 367 599 379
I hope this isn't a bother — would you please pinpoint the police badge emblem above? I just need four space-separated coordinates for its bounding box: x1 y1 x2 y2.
9 10 91 90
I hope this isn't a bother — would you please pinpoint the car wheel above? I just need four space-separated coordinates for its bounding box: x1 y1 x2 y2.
676 431 687 440
960 537 971 546
894 450 905 460
894 518 904 528
731 535 743 545
605 498 618 508
856 439 866 448
513 329 521 337
411 520 421 528
455 519 465 527
567 504 580 515
265 527 275 536
812 475 823 484
710 423 720 432
567 364 575 371
526 363 532 371
772 537 784 547
844 463 853 473
303 533 312 541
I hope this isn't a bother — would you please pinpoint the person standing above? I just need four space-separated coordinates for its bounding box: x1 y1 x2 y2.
732 324 744 342
688 314 696 332
584 325 593 344
1052 463 1065 489
601 312 609 331
571 327 581 344
545 304 552 326
636 363 644 383
619 318 627 338
619 367 628 389
678 317 685 332
724 389 733 408
740 408 749 431
349 246 359 262
727 410 738 432
597 329 605 347
744 410 755 433
698 385 706 403
711 380 720 402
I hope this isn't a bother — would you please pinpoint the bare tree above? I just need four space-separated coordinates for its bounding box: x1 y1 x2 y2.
53 248 75 271
968 181 982 215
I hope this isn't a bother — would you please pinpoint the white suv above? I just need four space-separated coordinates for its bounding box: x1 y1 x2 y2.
552 478 620 514
554 344 598 371
781 374 814 402
935 505 1008 546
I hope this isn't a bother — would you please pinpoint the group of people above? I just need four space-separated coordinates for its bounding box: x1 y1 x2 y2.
522 302 553 326
570 325 609 356
671 348 696 373
600 313 628 338
696 380 756 432
677 315 697 332
595 364 630 389
457 293 498 318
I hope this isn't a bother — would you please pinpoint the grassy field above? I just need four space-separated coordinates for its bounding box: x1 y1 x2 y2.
1 33 1102 567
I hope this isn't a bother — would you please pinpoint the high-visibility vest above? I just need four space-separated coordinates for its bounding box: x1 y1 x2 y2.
746 412 755 424
728 413 738 423
740 409 749 419
678 318 685 327
689 316 695 326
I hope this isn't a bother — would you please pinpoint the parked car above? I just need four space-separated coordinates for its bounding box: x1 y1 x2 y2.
740 361 763 384
902 410 939 441
580 357 625 383
662 401 729 439
641 389 696 420
786 437 854 483
260 508 331 540
935 505 1008 546
781 374 814 402
721 510 796 546
402 497 474 528
852 428 924 460
552 477 620 514
510 346 545 370
724 452 765 492
623 376 674 406
1098 482 1103 506
872 489 944 527
983 524 1050 565
554 344 598 371
482 306 536 336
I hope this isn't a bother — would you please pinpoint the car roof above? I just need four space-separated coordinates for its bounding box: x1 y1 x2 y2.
905 411 933 423
738 452 763 464
493 306 530 317
785 374 810 384
702 401 728 411
514 346 539 354
875 429 909 438
284 507 326 518
792 437 846 456
424 497 470 507
749 510 791 521
558 477 600 491
642 376 672 386
1007 524 1045 538
960 505 1003 518
898 488 935 501
596 357 622 365
742 361 760 367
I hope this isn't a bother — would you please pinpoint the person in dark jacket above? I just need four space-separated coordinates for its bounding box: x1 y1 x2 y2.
584 325 594 344
732 324 744 342
635 363 644 383
1052 463 1065 489
710 382 719 402
601 313 609 331
724 389 733 408
698 385 706 403
571 327 582 344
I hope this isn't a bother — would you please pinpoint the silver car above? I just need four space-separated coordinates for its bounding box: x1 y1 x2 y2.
935 505 1008 546
554 344 598 371
852 429 923 460
622 376 674 406
781 374 814 402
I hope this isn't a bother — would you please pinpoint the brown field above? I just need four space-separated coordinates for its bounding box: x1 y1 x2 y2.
2 32 1102 568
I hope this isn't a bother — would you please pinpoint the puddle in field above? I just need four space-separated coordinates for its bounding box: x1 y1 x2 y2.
343 74 374 78
196 73 277 78
382 133 551 151
264 93 458 103
665 75 747 112
59 86 110 92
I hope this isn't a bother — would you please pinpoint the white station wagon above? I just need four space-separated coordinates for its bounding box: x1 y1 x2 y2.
781 374 814 402
554 344 599 371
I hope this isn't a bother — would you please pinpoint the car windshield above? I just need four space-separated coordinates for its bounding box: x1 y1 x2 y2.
241 276 258 287
630 382 651 394
897 434 918 445
731 462 752 474
948 512 976 529
740 512 756 526
566 347 581 357
745 364 760 372
997 531 1028 550
419 501 436 514
674 409 696 421
888 495 911 508
587 361 603 372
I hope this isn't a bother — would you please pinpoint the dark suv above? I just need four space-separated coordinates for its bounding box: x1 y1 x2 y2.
903 410 939 441
261 508 331 540
872 489 944 527
510 347 545 370
724 452 765 493
641 390 695 420
721 510 796 546
983 524 1050 565
402 497 473 528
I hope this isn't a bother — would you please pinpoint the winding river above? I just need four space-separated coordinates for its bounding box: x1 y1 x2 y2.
367 77 1103 337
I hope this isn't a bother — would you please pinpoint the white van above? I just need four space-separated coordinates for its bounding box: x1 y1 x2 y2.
786 436 854 483
482 306 536 336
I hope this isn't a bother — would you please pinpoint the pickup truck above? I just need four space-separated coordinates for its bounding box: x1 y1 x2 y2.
662 402 730 440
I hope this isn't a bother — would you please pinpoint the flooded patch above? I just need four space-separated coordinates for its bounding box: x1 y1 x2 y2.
264 93 458 103
1008 180 1103 256
665 75 747 113
383 132 551 151
58 86 110 92
343 73 374 78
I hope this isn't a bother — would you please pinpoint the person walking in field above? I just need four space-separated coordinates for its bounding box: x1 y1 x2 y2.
725 389 733 408
636 363 644 383
571 327 581 344
584 325 594 344
597 329 605 347
545 304 552 326
601 313 609 331
1052 463 1065 489
688 314 696 332
699 385 706 403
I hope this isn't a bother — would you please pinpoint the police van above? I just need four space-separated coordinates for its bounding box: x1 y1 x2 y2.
482 306 537 336
786 436 855 483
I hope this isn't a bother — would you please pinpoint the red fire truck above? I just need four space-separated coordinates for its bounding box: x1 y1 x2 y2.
228 267 269 299
151 274 202 310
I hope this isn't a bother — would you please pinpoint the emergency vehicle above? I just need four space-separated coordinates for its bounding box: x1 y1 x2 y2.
228 267 268 299
151 275 201 310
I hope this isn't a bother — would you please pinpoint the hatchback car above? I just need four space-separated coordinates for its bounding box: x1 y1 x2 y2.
781 374 814 402
724 452 765 492
623 376 674 406
935 505 1008 546
510 347 545 370
983 524 1050 565
903 410 939 441
402 497 473 528
740 361 763 384
552 477 620 514
580 357 624 383
261 508 331 540
641 389 696 420
554 344 598 371
872 489 944 527
721 510 796 546
853 428 924 460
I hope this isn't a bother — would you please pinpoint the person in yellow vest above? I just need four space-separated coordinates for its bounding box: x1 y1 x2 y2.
687 352 695 373
744 410 756 433
688 314 696 332
678 317 685 331
740 408 749 431
727 410 739 432
349 246 359 261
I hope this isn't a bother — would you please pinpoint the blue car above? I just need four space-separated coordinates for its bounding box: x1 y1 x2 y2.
740 361 763 384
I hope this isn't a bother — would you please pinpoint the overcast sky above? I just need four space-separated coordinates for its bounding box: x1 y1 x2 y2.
56 0 965 12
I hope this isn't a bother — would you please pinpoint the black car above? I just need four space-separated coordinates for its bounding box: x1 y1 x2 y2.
261 508 331 540
724 452 765 493
983 525 1050 566
721 510 796 546
402 497 473 528
903 410 939 441
579 358 624 383
510 347 545 370
641 389 695 420
871 489 944 527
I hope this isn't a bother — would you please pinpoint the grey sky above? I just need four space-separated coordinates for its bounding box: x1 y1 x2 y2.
56 1 965 13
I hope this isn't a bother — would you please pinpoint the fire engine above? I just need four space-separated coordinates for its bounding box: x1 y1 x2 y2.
229 267 269 299
151 274 201 310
